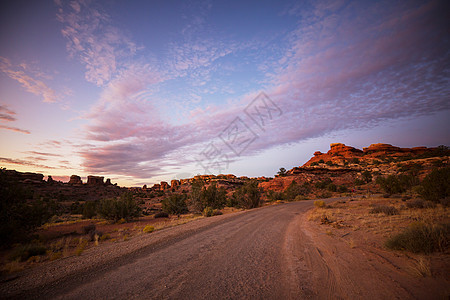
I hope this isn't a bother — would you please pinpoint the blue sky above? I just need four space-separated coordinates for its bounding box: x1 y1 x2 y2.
0 0 449 186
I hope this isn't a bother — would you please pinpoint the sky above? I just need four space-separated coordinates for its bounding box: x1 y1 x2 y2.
0 0 449 187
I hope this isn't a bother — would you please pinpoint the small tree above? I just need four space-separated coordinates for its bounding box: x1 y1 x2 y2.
277 168 287 177
162 194 188 215
284 180 310 201
189 179 204 212
232 180 262 208
99 192 140 222
202 182 227 209
418 167 450 202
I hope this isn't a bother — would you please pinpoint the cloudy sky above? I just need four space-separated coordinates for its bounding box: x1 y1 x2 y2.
0 0 448 186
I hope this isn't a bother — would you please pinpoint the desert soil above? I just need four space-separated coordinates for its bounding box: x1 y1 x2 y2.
1 199 448 299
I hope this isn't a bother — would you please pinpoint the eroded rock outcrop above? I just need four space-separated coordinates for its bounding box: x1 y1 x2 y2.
171 180 180 189
68 175 82 185
87 176 104 186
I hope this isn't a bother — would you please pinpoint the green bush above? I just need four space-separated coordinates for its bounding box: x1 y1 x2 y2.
189 181 226 212
98 192 141 222
418 167 450 202
82 201 98 219
232 180 262 208
369 205 399 215
362 170 372 183
314 178 332 189
162 194 188 215
265 190 283 202
376 174 418 195
10 243 47 262
327 183 337 192
385 222 449 253
284 180 310 201
337 185 348 193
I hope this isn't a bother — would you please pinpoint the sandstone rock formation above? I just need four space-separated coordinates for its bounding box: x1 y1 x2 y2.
160 181 169 190
171 180 180 189
105 178 112 185
47 175 54 184
68 175 82 185
87 176 104 186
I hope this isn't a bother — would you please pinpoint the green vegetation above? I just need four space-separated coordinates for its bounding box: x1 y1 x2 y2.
385 222 449 254
9 243 47 262
376 174 418 194
189 181 227 212
277 167 287 177
82 201 98 219
231 180 262 208
417 167 450 202
98 192 141 222
283 180 311 201
162 194 188 215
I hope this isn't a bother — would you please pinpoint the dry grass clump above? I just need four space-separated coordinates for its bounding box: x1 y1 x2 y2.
143 225 154 233
385 222 449 254
369 205 399 215
314 200 326 208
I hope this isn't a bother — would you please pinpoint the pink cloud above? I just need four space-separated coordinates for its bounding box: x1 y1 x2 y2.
0 125 30 134
0 57 59 103
56 0 138 86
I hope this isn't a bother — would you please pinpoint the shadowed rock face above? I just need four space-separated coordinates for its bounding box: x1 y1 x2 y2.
69 175 82 185
87 176 104 185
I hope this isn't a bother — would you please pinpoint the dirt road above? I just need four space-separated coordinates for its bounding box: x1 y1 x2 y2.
2 200 447 299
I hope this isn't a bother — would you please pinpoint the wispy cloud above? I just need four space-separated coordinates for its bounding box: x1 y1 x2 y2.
0 125 30 134
0 157 54 168
0 57 59 103
0 104 16 122
55 0 138 86
78 0 449 181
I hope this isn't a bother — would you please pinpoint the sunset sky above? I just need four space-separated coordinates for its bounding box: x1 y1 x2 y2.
0 0 449 186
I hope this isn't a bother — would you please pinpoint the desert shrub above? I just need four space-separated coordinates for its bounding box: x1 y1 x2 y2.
318 159 325 164
369 205 399 215
82 201 98 219
9 243 47 262
154 212 169 218
406 199 424 208
265 190 283 202
202 182 227 209
294 195 308 201
337 185 348 193
440 197 450 207
98 192 141 222
232 180 262 208
82 224 96 235
314 178 332 190
385 222 449 253
362 170 372 183
284 180 310 201
351 158 360 164
376 174 417 195
162 194 188 215
418 167 450 202
190 181 227 211
310 162 319 166
327 183 337 192
189 180 204 212
325 161 333 166
143 225 154 233
314 200 326 208
354 178 365 186
202 206 214 217
319 191 332 198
